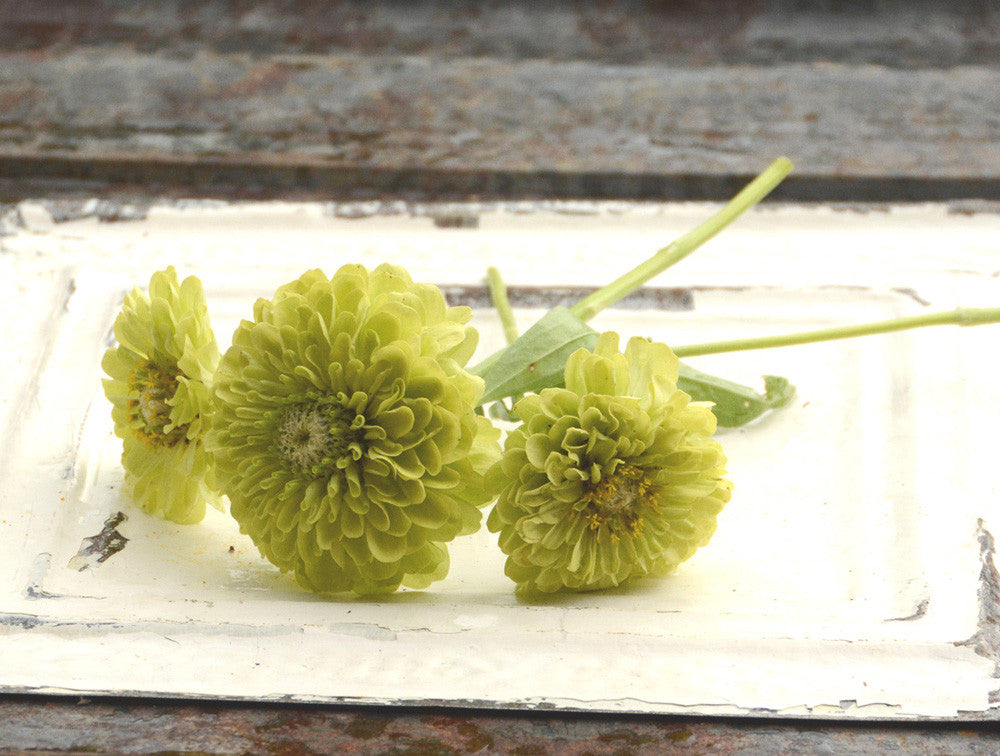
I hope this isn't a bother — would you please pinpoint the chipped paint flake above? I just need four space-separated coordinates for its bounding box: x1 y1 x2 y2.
68 512 129 572
23 553 55 600
956 519 1000 706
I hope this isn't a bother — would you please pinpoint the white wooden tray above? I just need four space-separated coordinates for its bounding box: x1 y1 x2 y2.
2 202 999 718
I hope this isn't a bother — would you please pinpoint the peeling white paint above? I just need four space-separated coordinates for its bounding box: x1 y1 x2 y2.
2 202 1000 717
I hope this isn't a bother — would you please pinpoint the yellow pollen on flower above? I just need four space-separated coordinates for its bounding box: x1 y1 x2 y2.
127 363 186 447
276 400 357 474
582 463 656 539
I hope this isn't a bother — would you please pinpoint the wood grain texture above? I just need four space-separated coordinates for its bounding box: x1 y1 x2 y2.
3 696 1000 755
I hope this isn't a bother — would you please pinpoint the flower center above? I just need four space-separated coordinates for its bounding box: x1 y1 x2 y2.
276 400 358 474
128 363 186 447
583 463 655 538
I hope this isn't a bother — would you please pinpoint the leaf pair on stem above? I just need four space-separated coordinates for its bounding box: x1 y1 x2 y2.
473 157 1000 427
474 157 797 427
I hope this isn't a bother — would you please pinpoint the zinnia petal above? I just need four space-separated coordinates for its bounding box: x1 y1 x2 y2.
487 332 733 595
102 267 222 523
208 264 501 596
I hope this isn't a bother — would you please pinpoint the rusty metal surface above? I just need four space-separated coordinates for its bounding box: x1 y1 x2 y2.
1 0 998 67
3 695 1000 755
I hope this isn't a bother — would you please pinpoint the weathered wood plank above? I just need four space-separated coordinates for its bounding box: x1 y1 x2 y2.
3 52 1000 176
2 54 1000 199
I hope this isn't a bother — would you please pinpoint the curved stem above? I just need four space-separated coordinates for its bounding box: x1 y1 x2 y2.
487 266 520 346
569 157 793 322
673 307 1000 358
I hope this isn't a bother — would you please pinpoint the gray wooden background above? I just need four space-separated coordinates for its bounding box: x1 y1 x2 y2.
2 0 999 202
3 2 1000 753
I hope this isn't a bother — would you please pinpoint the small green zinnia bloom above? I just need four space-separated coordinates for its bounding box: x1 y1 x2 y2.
208 264 501 596
102 267 222 524
487 332 733 595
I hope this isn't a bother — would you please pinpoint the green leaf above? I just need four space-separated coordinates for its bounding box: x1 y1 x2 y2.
473 306 796 427
678 362 795 427
486 398 520 421
471 306 600 406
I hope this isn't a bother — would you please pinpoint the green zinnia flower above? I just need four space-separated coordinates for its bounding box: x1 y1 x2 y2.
102 267 222 524
487 332 733 595
208 264 501 596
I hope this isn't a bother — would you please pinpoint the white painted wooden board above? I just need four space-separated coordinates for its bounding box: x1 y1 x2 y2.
1 202 1000 718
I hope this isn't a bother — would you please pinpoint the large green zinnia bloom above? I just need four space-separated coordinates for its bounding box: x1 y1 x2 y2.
487 332 733 595
208 264 501 596
102 267 222 524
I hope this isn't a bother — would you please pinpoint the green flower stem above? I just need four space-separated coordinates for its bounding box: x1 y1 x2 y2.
673 306 1000 358
569 157 793 323
487 266 520 345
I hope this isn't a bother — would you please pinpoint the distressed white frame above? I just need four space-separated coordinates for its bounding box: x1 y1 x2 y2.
1 202 999 718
